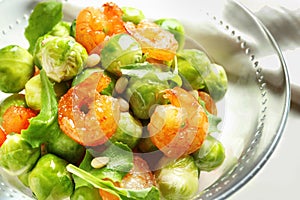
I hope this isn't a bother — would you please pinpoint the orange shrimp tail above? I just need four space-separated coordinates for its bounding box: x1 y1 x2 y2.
75 3 126 54
76 7 106 53
102 2 126 35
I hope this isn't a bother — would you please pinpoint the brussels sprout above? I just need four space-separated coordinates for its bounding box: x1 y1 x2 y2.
46 131 85 165
109 112 143 149
0 45 34 93
0 134 40 176
25 75 41 110
125 75 169 119
71 186 102 200
28 154 74 200
176 49 228 101
154 18 185 51
0 93 27 123
72 67 115 96
192 135 225 172
33 35 88 82
18 171 30 187
203 63 228 101
138 128 159 153
122 7 145 24
155 156 199 200
25 74 70 110
100 33 143 76
48 21 71 37
176 49 210 91
122 63 175 119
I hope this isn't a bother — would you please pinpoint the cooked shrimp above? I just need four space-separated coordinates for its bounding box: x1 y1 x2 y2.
198 91 217 115
75 2 126 53
125 20 178 61
0 126 6 147
1 106 37 134
58 72 120 146
120 155 156 189
148 87 208 158
99 156 155 199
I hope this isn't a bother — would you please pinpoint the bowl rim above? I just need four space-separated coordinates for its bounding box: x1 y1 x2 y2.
206 1 291 199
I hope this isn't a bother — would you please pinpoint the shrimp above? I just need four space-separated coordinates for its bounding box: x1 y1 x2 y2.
58 72 120 147
99 156 156 199
198 91 217 115
0 126 6 147
1 106 37 134
125 20 178 61
148 87 208 158
75 2 126 53
120 155 156 189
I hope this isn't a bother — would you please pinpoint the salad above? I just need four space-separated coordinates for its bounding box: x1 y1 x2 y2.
0 1 228 200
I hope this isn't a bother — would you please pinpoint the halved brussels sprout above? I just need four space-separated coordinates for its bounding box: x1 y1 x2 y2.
122 7 145 24
28 154 74 200
33 35 88 82
0 45 34 93
0 134 40 176
155 155 199 200
192 135 225 172
100 33 143 76
109 112 143 149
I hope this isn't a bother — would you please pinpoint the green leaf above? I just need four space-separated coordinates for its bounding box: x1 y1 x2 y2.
67 164 160 200
100 142 133 174
88 142 134 181
73 143 134 189
21 70 61 148
25 1 63 53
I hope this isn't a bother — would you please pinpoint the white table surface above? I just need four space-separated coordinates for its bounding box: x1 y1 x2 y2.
230 1 300 199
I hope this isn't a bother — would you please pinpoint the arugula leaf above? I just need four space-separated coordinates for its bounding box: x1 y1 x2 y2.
99 142 133 175
74 142 134 188
67 164 160 200
25 1 63 53
21 70 61 148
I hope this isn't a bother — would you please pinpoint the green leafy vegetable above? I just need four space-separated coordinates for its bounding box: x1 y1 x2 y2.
21 70 61 148
67 164 160 200
25 1 63 53
76 142 134 184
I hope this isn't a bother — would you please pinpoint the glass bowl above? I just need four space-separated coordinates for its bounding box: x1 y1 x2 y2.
0 0 290 199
